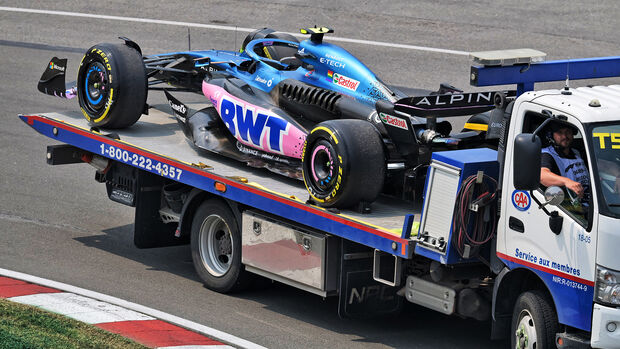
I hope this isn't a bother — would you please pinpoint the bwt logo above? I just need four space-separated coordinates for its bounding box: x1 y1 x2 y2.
333 73 359 91
219 97 289 153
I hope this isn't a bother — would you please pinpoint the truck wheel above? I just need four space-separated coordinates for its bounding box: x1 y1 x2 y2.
77 42 147 129
511 291 558 349
190 199 250 293
302 119 385 208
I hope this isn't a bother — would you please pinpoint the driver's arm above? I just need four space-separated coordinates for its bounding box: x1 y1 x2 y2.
541 167 584 198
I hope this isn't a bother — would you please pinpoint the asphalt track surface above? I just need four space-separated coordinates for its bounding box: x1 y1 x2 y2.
1 1 619 348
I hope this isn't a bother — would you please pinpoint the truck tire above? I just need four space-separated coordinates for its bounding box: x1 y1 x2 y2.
190 199 250 293
77 42 147 129
511 290 558 349
302 119 385 208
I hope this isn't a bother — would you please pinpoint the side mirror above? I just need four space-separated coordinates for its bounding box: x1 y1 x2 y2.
513 133 541 190
543 186 565 206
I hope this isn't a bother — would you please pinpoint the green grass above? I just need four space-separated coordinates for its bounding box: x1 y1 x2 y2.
0 298 148 349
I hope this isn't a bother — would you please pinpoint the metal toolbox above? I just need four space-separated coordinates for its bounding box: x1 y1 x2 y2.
415 148 499 265
241 211 336 296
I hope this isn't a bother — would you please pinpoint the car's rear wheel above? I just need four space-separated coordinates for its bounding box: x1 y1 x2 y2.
77 42 147 129
302 119 385 208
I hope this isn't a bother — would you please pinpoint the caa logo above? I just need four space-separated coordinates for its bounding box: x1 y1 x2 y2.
512 190 531 211
218 97 289 154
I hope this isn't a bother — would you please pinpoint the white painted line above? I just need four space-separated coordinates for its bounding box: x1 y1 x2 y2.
69 309 154 325
0 268 267 349
7 293 69 306
10 292 156 324
0 6 469 56
319 36 469 56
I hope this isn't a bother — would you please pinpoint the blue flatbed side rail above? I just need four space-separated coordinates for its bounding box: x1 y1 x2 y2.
19 114 414 258
471 56 620 95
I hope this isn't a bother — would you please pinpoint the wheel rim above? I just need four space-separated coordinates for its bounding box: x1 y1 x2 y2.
515 309 537 349
198 214 233 277
309 141 336 193
83 61 109 113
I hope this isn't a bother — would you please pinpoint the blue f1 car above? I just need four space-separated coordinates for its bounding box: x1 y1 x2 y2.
38 26 511 209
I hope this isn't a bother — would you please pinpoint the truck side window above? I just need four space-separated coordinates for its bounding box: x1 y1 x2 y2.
549 128 589 227
523 112 590 227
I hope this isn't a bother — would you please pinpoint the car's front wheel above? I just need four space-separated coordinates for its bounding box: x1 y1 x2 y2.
77 42 147 129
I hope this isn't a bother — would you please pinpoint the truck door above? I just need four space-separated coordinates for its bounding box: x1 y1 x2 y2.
498 102 597 331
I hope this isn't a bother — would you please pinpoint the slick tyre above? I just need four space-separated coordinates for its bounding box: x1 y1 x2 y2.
511 291 558 349
77 43 147 129
302 119 385 208
190 199 250 293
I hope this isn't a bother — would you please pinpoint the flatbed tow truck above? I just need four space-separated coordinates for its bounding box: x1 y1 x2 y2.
22 50 620 348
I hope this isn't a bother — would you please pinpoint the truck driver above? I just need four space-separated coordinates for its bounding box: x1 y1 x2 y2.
540 122 590 202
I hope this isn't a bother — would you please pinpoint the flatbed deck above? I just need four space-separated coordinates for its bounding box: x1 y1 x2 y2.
20 106 418 258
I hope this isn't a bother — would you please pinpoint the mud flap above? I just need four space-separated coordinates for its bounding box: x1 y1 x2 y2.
133 169 188 248
338 240 402 318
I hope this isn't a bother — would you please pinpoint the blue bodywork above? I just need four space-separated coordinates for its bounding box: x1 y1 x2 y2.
156 37 396 106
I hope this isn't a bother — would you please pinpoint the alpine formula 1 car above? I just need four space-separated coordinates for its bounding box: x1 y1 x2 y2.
38 26 512 209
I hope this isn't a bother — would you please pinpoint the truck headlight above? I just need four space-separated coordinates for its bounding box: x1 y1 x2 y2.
596 265 620 306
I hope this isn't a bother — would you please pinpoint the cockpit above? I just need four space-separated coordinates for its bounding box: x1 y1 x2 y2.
240 28 303 71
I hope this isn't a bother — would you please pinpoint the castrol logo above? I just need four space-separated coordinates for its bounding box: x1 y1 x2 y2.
379 112 408 130
333 73 359 91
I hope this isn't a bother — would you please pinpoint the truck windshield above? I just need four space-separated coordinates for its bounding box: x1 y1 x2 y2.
589 122 620 218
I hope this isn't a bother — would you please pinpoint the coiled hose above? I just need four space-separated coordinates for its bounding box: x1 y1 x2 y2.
451 173 499 259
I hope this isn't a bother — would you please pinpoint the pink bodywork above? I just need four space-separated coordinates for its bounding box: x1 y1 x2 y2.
202 81 306 159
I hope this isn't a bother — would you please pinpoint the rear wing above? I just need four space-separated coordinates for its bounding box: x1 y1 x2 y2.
392 90 516 118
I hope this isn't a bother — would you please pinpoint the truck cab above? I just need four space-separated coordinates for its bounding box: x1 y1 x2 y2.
491 71 620 347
